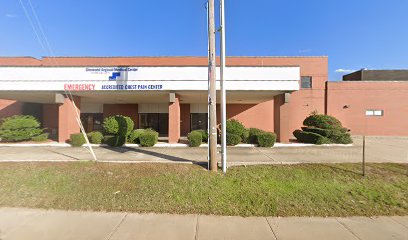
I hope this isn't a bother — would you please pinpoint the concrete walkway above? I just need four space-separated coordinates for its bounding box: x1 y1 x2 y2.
0 208 407 240
0 136 407 165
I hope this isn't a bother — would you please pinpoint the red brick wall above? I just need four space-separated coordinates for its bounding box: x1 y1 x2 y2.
0 100 23 119
326 81 408 136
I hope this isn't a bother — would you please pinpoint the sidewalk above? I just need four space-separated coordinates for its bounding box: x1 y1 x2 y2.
0 208 407 240
0 136 407 165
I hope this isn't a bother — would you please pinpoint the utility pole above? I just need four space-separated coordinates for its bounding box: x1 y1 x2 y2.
208 0 218 172
220 0 227 173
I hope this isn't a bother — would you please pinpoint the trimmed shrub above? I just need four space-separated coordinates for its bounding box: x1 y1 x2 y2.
188 131 202 147
295 114 352 145
0 128 43 142
102 116 119 135
103 115 134 136
303 114 342 130
104 135 126 147
128 129 145 144
257 132 277 147
139 129 159 147
293 130 330 145
31 133 49 142
193 129 208 142
87 131 103 144
248 128 265 144
0 115 44 142
226 133 241 146
330 133 353 144
70 133 86 147
0 115 40 130
226 119 246 137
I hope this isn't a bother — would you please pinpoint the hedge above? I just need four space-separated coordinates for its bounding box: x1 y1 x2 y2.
242 129 250 143
248 128 265 144
87 131 103 144
31 133 49 142
188 131 202 147
226 133 241 146
257 132 277 147
139 129 159 147
0 115 44 142
70 133 86 147
128 129 145 144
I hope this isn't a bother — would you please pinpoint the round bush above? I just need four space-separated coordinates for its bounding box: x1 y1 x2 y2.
303 114 342 129
87 131 103 144
226 119 246 137
192 129 208 142
104 135 126 147
103 115 134 136
257 132 277 147
128 129 145 143
226 133 241 146
248 128 265 144
139 129 159 147
188 131 202 147
31 133 49 142
70 133 86 147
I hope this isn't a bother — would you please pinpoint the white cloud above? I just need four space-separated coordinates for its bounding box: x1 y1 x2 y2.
335 69 356 73
5 14 17 18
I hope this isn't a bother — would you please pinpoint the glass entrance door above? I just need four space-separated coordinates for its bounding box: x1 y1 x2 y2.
139 113 168 135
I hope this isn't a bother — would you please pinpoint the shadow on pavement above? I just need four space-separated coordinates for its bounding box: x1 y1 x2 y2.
101 146 208 168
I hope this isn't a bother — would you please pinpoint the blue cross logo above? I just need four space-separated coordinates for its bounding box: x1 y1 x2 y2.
109 72 121 80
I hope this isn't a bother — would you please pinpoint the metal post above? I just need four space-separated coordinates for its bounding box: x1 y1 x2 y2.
208 0 218 172
220 0 227 174
362 135 366 176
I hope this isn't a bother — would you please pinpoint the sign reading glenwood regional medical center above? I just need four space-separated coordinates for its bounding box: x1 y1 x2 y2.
0 66 300 91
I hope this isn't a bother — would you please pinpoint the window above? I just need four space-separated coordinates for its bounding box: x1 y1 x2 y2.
365 110 384 116
191 113 208 131
139 113 169 135
301 76 312 89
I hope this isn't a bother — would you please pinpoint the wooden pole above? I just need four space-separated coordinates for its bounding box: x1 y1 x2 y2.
208 0 218 172
362 135 366 176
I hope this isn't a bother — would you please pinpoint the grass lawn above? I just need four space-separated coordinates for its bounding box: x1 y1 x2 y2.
0 162 406 217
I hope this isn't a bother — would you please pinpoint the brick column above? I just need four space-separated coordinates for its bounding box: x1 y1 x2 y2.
274 94 291 143
58 95 81 143
168 95 180 143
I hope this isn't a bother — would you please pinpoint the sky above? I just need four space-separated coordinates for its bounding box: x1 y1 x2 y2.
1 0 407 80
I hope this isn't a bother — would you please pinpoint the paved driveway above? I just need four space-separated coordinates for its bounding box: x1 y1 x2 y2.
0 136 407 165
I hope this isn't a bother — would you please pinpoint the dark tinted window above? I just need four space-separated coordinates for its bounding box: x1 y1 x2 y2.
301 76 312 88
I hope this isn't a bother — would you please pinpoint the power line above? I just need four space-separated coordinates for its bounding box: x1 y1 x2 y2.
18 0 47 55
